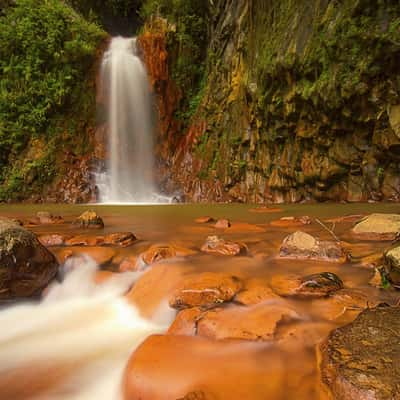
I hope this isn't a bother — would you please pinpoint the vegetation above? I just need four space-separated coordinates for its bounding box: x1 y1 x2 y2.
0 0 105 200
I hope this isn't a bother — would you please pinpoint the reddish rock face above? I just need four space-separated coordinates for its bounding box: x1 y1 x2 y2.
103 232 137 247
169 272 243 309
123 334 287 400
200 236 247 256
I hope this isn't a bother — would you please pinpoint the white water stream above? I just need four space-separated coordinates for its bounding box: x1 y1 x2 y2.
0 257 173 400
97 37 165 204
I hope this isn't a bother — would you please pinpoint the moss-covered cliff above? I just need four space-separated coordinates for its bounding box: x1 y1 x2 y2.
0 0 108 202
141 0 400 203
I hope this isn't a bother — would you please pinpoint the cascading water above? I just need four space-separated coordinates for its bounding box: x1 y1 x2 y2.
97 37 163 204
0 256 173 400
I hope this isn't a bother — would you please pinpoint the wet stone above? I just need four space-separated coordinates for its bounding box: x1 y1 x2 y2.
201 236 247 256
270 272 344 298
279 231 346 262
38 234 69 247
384 245 400 285
169 272 243 309
73 210 104 229
351 213 400 241
214 219 231 229
195 216 215 224
0 217 59 300
320 306 400 400
270 216 312 227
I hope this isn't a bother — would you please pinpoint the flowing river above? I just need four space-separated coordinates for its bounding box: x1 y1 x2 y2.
0 203 399 399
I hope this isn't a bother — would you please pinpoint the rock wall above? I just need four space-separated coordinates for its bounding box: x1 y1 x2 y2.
140 0 400 203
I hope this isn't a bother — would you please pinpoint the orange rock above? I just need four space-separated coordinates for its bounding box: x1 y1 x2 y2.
196 303 300 341
276 321 335 349
214 219 231 229
235 279 279 305
38 234 68 246
126 263 185 318
65 235 105 246
195 216 215 223
119 255 139 272
169 272 243 309
270 272 343 299
123 334 286 400
168 307 203 336
141 244 195 265
103 232 137 247
34 211 64 224
55 246 115 266
200 236 247 256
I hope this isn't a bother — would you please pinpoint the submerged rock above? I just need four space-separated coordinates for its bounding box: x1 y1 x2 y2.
168 307 203 336
0 218 59 300
28 211 64 225
351 213 400 241
234 279 280 305
201 235 247 256
169 272 243 309
271 272 344 298
38 234 69 246
214 219 231 229
141 244 195 265
279 231 346 262
320 306 400 400
195 216 215 224
73 210 104 229
270 216 311 227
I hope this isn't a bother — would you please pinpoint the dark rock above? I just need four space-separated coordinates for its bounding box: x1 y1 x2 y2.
73 210 104 229
320 306 400 400
0 217 59 300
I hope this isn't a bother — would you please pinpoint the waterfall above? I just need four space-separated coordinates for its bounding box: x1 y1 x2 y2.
97 37 162 204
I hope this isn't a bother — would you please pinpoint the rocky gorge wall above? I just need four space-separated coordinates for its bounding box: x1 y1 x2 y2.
140 0 400 203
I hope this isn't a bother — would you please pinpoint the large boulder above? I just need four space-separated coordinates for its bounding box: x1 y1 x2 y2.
279 231 346 262
351 213 400 241
383 245 400 285
320 306 400 400
0 218 59 300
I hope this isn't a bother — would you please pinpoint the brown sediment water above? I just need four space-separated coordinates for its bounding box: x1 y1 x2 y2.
0 203 399 400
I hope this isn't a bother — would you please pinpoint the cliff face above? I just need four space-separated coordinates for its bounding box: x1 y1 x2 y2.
140 0 400 203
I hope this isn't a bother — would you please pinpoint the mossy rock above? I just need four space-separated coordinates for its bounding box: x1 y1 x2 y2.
0 217 59 300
